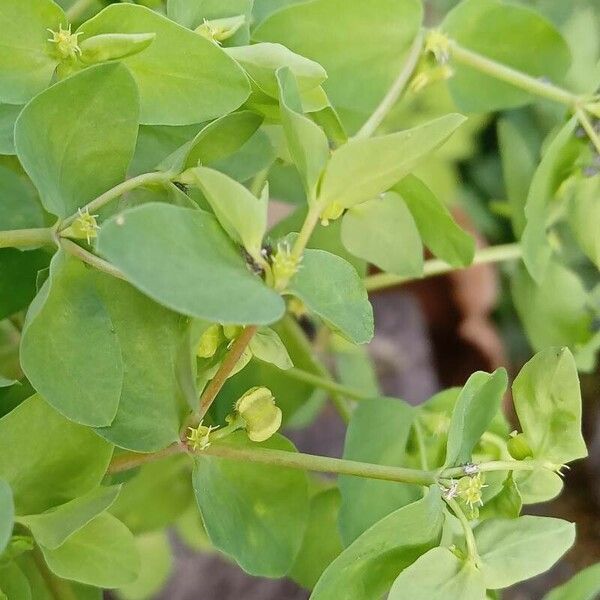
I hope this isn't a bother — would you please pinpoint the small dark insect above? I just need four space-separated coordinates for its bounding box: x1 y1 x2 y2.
242 248 264 276
173 181 189 193
261 242 274 263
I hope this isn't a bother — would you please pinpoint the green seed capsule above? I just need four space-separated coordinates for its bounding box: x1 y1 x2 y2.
79 33 156 65
196 324 224 359
507 433 533 460
235 386 282 442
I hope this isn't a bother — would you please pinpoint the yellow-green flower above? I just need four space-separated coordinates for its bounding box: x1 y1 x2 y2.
48 24 83 59
457 473 486 508
187 421 217 451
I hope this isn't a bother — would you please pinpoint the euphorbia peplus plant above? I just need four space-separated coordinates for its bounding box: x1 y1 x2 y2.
1 0 600 598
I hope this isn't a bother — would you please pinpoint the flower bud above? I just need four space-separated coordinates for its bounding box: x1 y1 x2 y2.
271 242 301 290
60 208 99 244
195 15 246 43
235 386 282 442
507 432 533 460
196 324 223 358
223 325 243 341
457 473 486 508
187 421 217 451
47 25 83 60
79 33 156 65
319 201 344 226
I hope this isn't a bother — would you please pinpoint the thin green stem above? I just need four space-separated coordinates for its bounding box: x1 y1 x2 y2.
413 419 429 471
354 31 424 139
290 202 323 261
65 0 96 22
108 444 183 475
203 442 436 486
60 238 127 280
450 41 580 108
0 227 55 249
197 325 259 420
444 497 480 564
364 242 523 292
61 171 171 229
441 459 544 480
285 367 371 401
281 315 353 422
576 107 600 155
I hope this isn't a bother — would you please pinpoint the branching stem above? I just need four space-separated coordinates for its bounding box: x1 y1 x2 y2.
364 242 523 292
355 31 424 139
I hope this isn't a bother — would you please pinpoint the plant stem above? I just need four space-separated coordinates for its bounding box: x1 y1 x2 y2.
290 202 323 261
450 42 579 108
60 239 127 280
197 325 259 419
65 0 96 22
0 227 55 249
444 497 480 564
61 172 171 229
364 242 523 292
281 315 353 422
285 366 371 401
576 107 600 155
203 442 436 485
441 459 543 479
355 31 424 139
108 444 184 475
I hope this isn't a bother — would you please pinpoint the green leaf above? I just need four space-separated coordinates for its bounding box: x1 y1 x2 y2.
288 247 373 344
40 513 139 588
110 456 192 534
192 432 309 577
394 175 475 268
79 33 156 65
445 368 508 467
21 252 190 451
341 191 423 277
0 0 64 104
388 547 486 600
544 563 600 600
520 116 579 282
311 488 444 600
0 249 50 321
254 0 423 131
0 480 13 555
318 114 466 210
0 166 44 230
15 554 100 600
512 347 586 466
339 398 420 544
0 395 113 515
118 532 172 600
480 475 522 520
15 63 139 218
276 67 330 201
79 4 249 125
497 114 539 237
475 516 575 589
331 335 379 398
290 487 343 590
249 327 293 370
17 486 120 550
185 166 267 259
0 561 31 600
514 469 564 505
0 104 22 155
568 175 600 269
443 0 572 112
227 43 327 98
159 111 263 173
512 262 596 371
97 203 285 325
